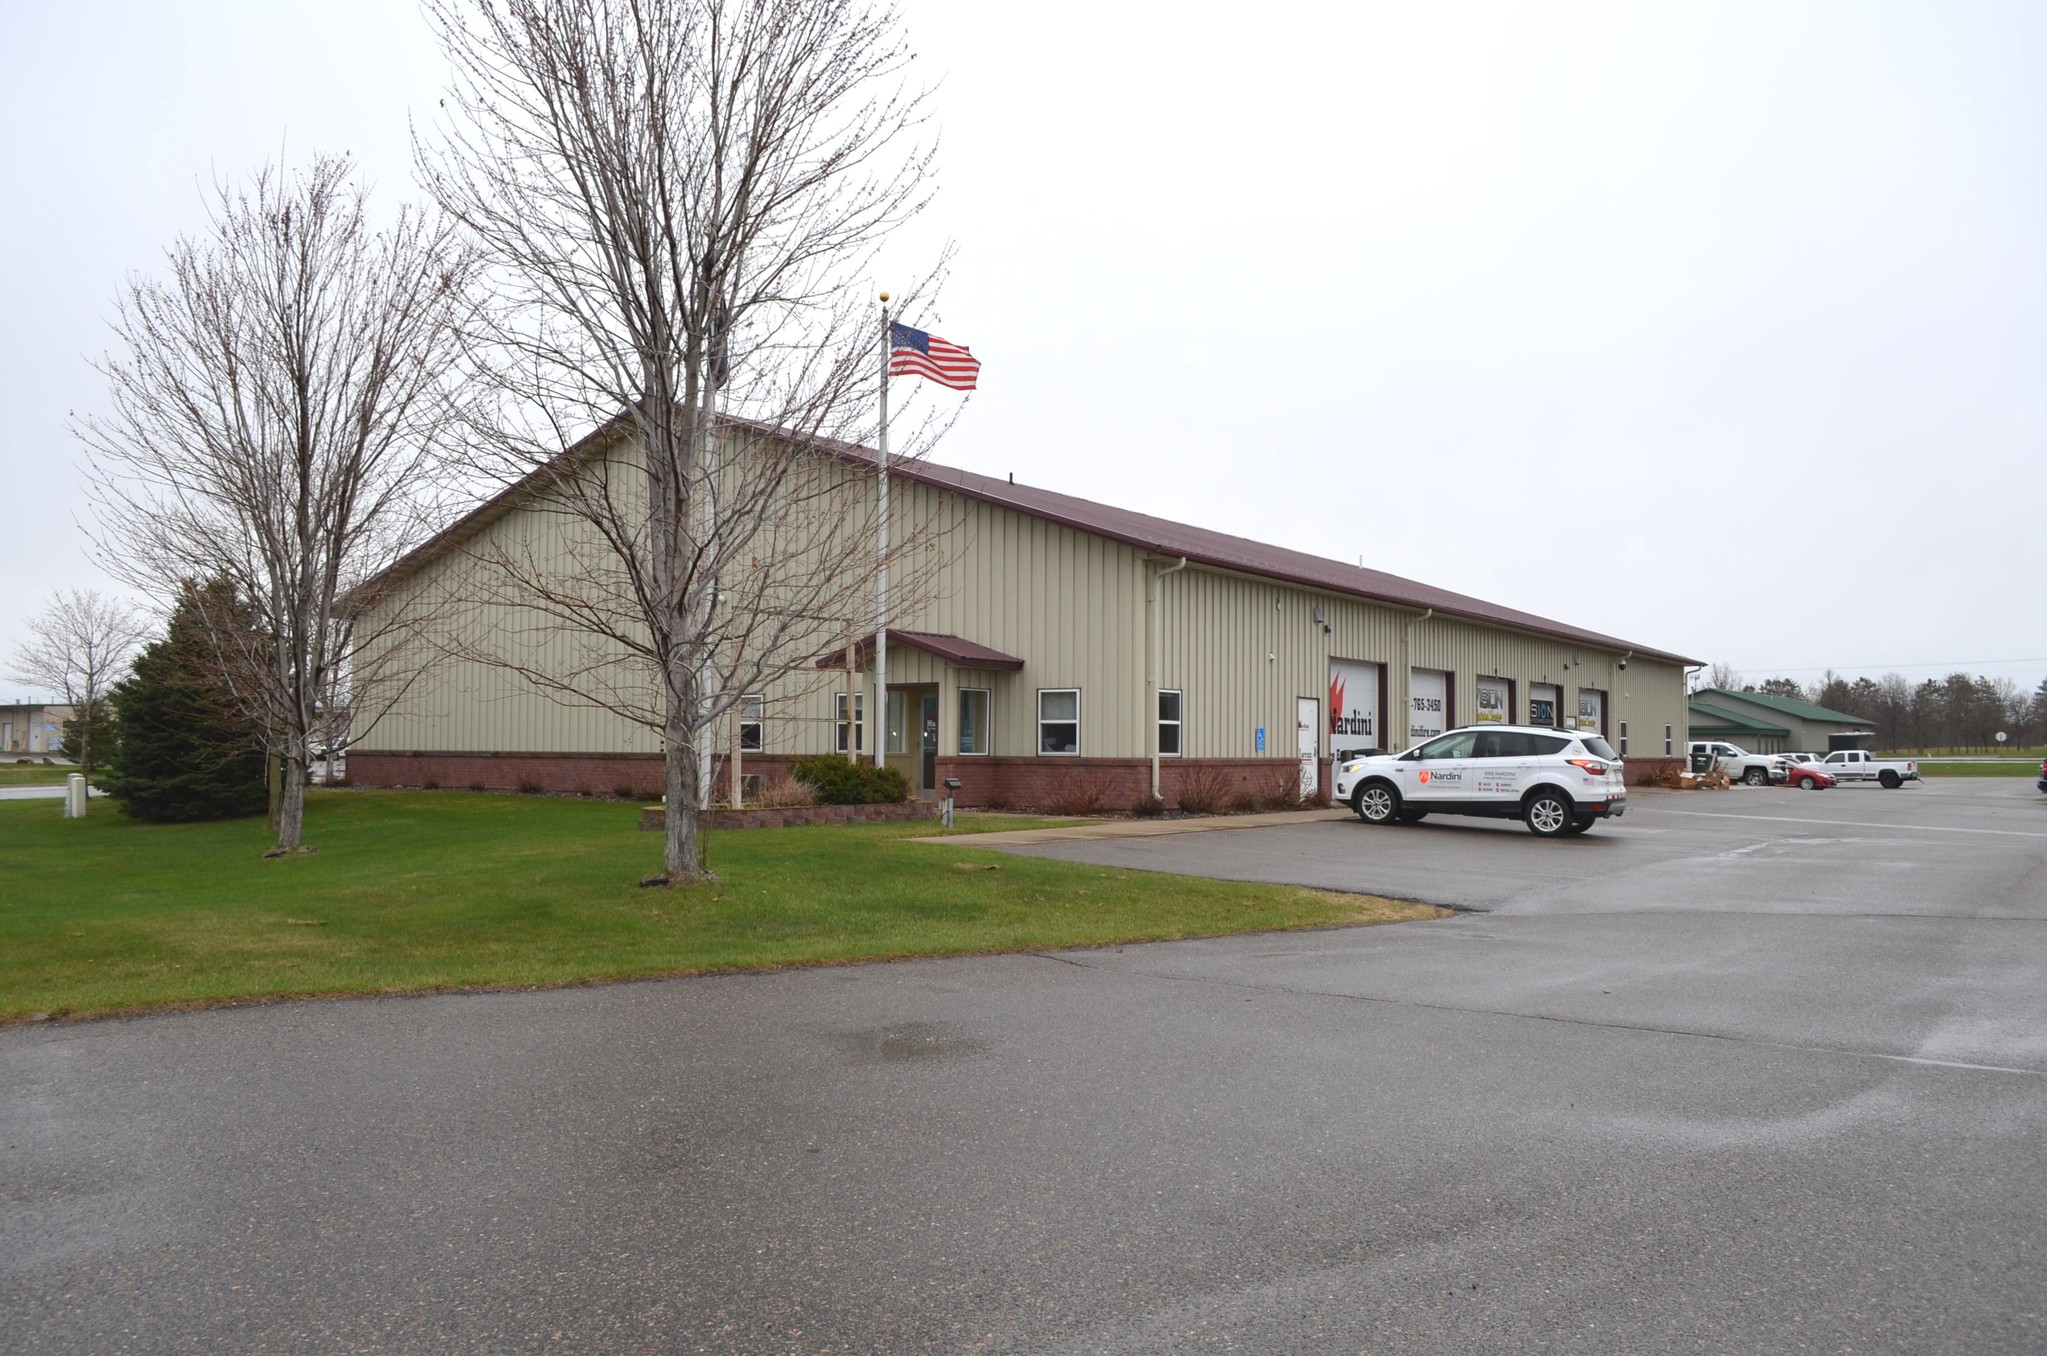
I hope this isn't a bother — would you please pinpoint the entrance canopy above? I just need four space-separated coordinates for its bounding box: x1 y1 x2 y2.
815 631 1025 672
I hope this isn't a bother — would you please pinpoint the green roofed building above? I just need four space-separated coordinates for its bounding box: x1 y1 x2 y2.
1689 689 1876 754
1686 701 1792 753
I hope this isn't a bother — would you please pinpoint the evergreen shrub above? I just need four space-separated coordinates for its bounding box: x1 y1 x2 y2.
789 755 910 805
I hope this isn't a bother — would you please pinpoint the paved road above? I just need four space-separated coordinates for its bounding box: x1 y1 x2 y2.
5 780 2045 1352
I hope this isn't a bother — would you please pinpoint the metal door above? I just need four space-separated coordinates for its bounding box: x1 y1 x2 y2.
919 691 939 793
1295 697 1319 801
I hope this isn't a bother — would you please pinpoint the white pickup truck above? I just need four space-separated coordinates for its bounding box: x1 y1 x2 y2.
1819 749 1919 788
1687 740 1785 786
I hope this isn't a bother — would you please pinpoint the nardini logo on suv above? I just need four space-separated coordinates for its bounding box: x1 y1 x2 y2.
1334 724 1628 837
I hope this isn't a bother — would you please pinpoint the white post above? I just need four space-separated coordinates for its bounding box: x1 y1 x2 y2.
874 292 891 771
64 772 86 819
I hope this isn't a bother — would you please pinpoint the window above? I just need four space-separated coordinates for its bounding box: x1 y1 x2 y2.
885 690 907 754
1581 736 1619 761
1472 731 1537 758
1038 689 1080 755
1618 720 1628 756
1158 689 1182 756
1531 734 1572 755
958 688 989 755
1664 723 1673 756
1416 730 1477 760
739 694 764 751
835 693 864 753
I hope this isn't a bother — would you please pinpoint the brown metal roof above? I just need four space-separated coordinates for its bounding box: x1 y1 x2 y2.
370 414 1701 667
860 450 1701 667
816 631 1026 672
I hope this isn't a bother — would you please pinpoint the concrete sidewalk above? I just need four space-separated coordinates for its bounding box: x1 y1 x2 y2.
916 806 1348 847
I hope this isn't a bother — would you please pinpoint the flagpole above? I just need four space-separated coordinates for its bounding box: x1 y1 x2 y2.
875 292 891 771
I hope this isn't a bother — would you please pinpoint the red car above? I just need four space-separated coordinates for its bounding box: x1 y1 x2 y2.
1786 764 1836 790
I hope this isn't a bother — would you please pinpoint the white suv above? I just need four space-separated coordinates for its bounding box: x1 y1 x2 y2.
1334 724 1629 837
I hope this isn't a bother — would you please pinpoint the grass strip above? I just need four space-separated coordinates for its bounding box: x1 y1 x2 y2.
0 765 74 786
0 791 1441 1022
1915 761 2041 777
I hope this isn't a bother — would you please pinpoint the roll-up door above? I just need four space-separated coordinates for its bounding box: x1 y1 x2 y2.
1530 683 1560 728
1475 676 1510 724
1575 688 1605 735
1328 659 1383 758
1409 668 1449 743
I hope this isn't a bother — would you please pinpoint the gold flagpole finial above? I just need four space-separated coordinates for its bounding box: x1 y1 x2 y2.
879 291 890 303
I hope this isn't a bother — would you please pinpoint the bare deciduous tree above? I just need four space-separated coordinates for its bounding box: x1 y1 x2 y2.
1705 661 1741 692
418 0 953 881
79 155 473 851
6 588 152 773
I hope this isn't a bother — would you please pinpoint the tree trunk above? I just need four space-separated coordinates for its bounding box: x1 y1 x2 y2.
267 755 283 830
662 679 704 881
276 756 308 848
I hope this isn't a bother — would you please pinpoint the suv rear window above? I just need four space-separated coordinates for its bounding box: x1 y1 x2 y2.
1580 736 1619 760
1530 734 1571 755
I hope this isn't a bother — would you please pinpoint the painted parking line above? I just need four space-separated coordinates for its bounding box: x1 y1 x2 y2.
1649 808 2047 839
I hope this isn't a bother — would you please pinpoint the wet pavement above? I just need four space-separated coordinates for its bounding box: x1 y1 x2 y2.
4 779 2045 1352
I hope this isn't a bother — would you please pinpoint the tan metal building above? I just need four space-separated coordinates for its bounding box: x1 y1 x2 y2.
351 426 1699 808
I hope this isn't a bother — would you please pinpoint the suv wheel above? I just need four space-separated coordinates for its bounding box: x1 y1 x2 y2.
1744 767 1769 786
1354 782 1399 825
1524 790 1573 837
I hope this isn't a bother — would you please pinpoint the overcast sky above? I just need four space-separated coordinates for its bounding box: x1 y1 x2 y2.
5 0 2044 703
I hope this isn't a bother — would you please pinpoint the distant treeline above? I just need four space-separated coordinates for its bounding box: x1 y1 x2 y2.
1736 673 2046 752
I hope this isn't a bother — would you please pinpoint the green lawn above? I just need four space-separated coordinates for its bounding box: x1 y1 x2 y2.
1916 761 2042 777
0 764 73 786
0 791 1436 1022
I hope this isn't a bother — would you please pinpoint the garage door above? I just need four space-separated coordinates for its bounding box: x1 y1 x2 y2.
1328 659 1383 759
1475 676 1510 724
1575 688 1604 735
1409 668 1449 743
1530 682 1560 728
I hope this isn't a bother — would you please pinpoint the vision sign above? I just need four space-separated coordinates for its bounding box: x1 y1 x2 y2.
1476 676 1509 724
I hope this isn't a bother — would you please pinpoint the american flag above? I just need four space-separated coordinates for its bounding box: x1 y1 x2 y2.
889 322 980 391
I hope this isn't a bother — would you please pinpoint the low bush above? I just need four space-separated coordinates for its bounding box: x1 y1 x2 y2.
757 777 819 809
516 777 545 795
1259 769 1311 812
1131 791 1167 818
421 778 441 791
789 755 909 805
1176 764 1233 816
1044 773 1107 818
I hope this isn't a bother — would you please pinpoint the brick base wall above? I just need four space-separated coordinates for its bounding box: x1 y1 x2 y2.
352 748 1677 810
936 756 1331 814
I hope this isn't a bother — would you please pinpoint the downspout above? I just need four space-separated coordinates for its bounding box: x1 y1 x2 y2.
1147 555 1188 799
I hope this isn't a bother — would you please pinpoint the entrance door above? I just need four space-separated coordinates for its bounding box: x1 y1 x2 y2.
1295 697 1319 801
918 691 939 794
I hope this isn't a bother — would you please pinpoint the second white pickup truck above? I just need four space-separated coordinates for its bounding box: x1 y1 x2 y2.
1820 749 1919 788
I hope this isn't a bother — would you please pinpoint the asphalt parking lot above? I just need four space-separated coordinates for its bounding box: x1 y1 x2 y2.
4 779 2045 1352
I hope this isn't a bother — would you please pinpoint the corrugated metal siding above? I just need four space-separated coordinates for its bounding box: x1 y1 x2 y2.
357 445 1692 767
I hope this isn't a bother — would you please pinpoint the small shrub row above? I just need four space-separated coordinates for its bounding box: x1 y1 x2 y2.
789 755 909 805
1043 773 1107 818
